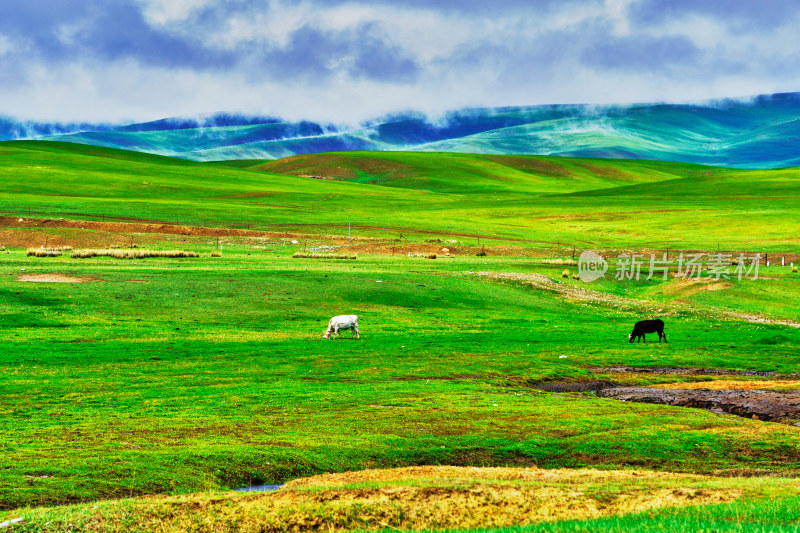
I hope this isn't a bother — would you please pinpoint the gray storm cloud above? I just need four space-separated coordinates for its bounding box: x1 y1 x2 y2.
1 0 799 124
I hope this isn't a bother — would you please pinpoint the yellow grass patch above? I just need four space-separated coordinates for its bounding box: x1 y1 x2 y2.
659 277 733 297
71 248 199 259
292 252 357 259
16 273 99 283
18 467 741 532
651 380 800 391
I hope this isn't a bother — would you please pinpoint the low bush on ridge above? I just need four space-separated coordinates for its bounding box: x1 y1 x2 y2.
27 248 69 257
71 249 199 259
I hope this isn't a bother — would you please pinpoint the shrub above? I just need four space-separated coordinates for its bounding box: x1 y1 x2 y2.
572 272 580 280
561 269 570 278
794 265 798 273
210 251 222 258
71 249 199 259
27 248 63 257
475 251 487 257
427 253 437 259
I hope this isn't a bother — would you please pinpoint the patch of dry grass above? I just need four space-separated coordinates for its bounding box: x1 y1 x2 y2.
71 249 199 259
26 247 71 257
657 277 733 297
13 467 743 532
650 380 800 391
17 273 99 283
292 252 357 259
544 258 578 266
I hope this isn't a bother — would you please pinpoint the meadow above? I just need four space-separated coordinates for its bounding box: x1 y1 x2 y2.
1 141 799 252
1 141 799 531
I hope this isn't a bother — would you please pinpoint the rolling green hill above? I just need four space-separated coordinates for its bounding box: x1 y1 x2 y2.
0 141 798 251
2 141 800 531
248 151 722 194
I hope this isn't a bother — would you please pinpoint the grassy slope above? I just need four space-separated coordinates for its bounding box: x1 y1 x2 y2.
2 142 798 251
252 150 800 251
7 467 800 532
1 248 800 511
250 151 717 193
1 142 800 531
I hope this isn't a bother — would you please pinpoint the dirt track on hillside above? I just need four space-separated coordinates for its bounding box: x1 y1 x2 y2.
0 216 316 239
475 272 800 328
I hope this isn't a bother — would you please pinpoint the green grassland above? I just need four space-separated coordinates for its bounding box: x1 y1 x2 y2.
1 141 800 531
1 141 799 251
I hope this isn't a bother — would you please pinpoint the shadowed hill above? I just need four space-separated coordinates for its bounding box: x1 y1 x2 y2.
0 140 200 167
249 151 720 194
30 92 800 168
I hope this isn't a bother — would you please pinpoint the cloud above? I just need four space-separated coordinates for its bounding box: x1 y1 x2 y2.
241 22 419 83
629 0 800 31
580 33 699 73
0 0 798 124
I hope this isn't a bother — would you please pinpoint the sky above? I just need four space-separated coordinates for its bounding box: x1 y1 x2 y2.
1 0 799 124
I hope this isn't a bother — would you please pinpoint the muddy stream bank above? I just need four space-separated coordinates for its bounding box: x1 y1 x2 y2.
530 368 800 425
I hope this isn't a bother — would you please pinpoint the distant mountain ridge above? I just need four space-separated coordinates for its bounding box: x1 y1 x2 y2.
0 116 112 141
3 92 800 168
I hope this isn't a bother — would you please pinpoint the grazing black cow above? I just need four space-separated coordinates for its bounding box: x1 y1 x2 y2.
629 319 667 343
